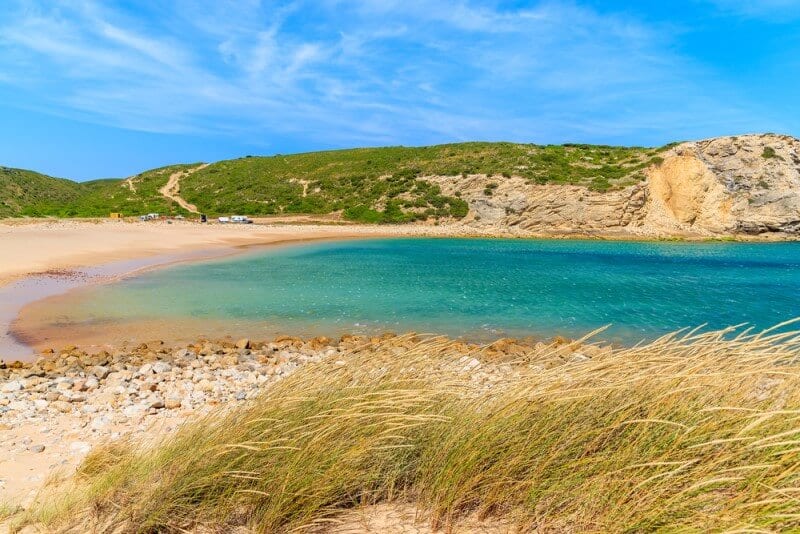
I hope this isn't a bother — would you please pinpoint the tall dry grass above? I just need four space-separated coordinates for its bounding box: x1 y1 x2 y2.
17 324 800 533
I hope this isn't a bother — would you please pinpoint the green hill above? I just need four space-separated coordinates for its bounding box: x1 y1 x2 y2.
20 164 200 218
2 142 665 222
0 167 84 218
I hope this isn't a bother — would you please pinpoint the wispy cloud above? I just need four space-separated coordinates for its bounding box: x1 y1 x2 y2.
702 0 800 20
0 0 784 149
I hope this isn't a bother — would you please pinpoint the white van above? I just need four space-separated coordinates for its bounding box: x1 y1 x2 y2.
230 215 252 224
218 216 230 223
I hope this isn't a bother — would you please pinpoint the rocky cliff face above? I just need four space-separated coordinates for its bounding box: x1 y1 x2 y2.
431 134 800 238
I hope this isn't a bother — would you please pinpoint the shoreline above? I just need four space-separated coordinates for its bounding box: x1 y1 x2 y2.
1 230 402 361
1 218 796 361
2 217 793 290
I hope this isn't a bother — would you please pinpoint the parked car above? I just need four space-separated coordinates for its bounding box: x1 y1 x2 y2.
218 216 230 223
230 215 252 224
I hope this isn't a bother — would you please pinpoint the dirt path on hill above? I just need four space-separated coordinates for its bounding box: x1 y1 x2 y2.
158 164 208 213
124 176 137 193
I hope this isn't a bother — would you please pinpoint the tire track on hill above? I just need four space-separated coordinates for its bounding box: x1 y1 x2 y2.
159 164 208 214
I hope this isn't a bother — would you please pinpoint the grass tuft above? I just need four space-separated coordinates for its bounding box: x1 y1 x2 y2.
18 326 800 532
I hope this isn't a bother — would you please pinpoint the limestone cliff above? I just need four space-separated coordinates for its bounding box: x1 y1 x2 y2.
431 134 800 238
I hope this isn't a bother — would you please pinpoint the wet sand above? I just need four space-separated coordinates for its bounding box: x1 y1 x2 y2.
1 249 246 359
0 219 519 360
0 219 397 288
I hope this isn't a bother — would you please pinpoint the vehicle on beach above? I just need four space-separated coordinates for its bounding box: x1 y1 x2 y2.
218 215 252 224
139 213 160 221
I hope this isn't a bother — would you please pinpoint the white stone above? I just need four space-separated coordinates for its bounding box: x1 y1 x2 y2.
90 416 111 431
122 405 145 418
2 380 24 392
69 441 91 454
152 362 171 374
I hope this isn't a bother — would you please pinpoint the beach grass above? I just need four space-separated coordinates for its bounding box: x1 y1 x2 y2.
14 324 800 532
0 502 21 521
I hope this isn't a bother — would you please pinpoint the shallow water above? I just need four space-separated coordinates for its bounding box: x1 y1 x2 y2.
20 238 800 346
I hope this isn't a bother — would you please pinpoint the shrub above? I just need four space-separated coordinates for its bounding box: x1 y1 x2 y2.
343 205 384 223
3 141 661 220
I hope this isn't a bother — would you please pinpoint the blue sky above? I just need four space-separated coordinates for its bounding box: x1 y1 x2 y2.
0 0 798 180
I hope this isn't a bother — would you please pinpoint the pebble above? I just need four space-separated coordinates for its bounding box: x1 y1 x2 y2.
2 380 24 392
69 441 91 454
0 338 342 428
90 415 111 431
0 334 593 474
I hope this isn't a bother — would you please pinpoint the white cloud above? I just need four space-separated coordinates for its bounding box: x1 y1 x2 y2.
0 0 783 148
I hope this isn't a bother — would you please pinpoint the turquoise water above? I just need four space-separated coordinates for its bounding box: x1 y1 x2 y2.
49 238 800 344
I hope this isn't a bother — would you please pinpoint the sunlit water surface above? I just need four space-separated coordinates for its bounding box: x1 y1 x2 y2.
32 238 800 345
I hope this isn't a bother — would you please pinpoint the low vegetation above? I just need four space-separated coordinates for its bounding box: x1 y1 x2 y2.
180 143 661 220
0 503 20 521
0 167 83 218
16 324 800 532
20 165 198 218
762 146 781 160
1 142 665 222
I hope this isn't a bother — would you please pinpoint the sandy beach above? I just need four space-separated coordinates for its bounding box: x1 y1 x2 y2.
0 218 373 287
0 218 526 360
1 218 791 362
0 217 535 287
2 216 785 289
0 219 378 359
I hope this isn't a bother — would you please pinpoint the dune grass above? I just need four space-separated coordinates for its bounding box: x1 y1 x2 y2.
16 325 800 532
0 502 21 521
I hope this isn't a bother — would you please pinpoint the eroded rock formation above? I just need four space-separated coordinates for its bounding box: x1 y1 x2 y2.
432 134 800 238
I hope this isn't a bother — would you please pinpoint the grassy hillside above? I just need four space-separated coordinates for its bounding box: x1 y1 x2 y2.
0 167 84 218
15 326 800 532
3 142 666 221
22 164 198 218
180 142 661 222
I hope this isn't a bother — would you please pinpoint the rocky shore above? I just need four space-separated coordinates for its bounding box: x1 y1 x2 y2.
1 332 601 510
0 334 335 507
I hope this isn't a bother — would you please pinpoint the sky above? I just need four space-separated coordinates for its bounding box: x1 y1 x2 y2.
0 1 799 180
